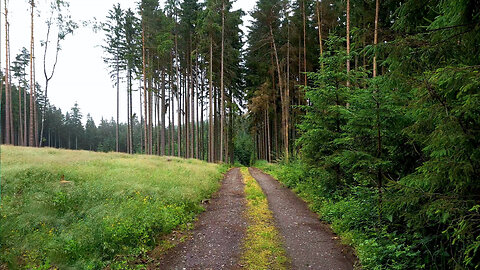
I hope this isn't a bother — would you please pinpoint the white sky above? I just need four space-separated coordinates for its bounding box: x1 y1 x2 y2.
4 0 254 124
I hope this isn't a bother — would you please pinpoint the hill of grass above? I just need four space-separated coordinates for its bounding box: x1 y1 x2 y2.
0 146 226 269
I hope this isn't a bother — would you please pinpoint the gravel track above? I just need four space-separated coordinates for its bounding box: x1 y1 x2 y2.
249 167 355 270
154 168 247 270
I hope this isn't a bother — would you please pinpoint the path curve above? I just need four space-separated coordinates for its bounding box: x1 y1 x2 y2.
249 167 355 270
154 168 247 270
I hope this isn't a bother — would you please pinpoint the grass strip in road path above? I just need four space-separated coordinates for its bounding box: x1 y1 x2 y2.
240 167 288 270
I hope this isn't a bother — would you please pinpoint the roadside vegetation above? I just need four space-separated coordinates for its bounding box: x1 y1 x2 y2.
0 146 226 269
240 167 288 270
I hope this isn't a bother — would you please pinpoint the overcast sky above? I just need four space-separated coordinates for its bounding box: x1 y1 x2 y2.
4 0 254 124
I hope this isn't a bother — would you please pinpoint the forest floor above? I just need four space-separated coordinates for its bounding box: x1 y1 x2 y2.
152 167 355 270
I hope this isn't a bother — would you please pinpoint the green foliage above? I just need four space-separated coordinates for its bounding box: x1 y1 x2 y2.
0 146 225 269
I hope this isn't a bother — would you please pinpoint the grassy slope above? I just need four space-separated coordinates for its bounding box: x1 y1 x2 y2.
0 146 226 269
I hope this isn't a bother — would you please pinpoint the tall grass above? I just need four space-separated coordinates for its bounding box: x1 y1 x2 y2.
0 146 226 269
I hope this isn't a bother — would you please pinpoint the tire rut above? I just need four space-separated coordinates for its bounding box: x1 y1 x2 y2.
153 168 247 270
249 167 355 270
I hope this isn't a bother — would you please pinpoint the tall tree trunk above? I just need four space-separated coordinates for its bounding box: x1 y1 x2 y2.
302 0 307 87
269 24 288 163
316 0 323 56
116 53 119 152
169 59 175 156
142 11 148 154
18 84 23 145
346 0 351 87
128 67 133 154
4 1 11 145
190 49 195 159
200 63 205 160
148 69 153 155
208 36 213 162
373 0 382 224
23 74 27 146
220 0 225 163
285 1 291 161
161 69 166 155
373 0 379 78
126 73 130 153
139 79 143 152
195 51 199 159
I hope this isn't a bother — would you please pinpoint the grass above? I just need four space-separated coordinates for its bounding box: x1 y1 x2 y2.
0 146 227 269
240 167 288 270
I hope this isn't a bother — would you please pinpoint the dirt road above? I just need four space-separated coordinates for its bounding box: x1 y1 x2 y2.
154 168 247 270
249 167 355 270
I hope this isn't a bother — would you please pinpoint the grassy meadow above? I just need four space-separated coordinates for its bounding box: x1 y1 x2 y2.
0 146 226 269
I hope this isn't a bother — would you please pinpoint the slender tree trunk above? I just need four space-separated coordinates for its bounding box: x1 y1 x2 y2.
139 79 143 152
220 0 225 163
189 60 193 159
142 11 148 154
373 0 379 78
208 36 213 162
346 0 351 87
161 69 166 155
284 1 291 159
23 75 27 146
4 2 11 145
195 52 199 159
200 64 205 160
302 0 307 87
128 67 133 154
316 0 323 56
127 74 130 153
266 107 271 162
169 58 174 156
116 53 119 152
373 0 382 224
269 25 288 162
174 33 181 157
148 70 153 155
18 84 23 145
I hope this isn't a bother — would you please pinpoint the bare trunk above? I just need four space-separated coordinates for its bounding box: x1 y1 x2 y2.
316 0 323 56
148 72 153 155
18 85 23 145
302 0 307 86
373 0 379 78
195 52 199 159
220 0 225 163
346 0 350 87
161 69 166 155
116 53 119 152
269 25 288 162
23 75 27 146
4 2 11 145
139 79 143 152
142 11 148 154
208 36 213 162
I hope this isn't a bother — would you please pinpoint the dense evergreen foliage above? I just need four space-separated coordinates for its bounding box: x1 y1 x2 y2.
249 0 480 268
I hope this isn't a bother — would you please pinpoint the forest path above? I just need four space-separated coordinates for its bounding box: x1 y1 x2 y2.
153 168 247 270
249 167 355 270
